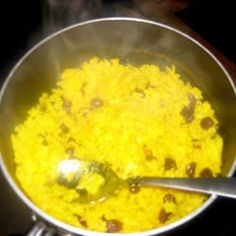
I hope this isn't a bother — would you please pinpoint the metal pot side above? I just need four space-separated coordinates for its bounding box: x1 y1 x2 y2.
0 18 236 236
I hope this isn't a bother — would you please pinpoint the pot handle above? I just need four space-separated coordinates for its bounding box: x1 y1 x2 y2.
26 221 57 236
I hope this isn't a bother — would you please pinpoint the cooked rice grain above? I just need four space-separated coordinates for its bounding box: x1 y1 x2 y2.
12 58 222 233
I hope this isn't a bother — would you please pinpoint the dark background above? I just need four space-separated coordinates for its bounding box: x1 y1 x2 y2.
0 0 236 235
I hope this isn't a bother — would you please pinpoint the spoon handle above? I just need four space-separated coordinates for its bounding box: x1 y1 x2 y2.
140 177 236 198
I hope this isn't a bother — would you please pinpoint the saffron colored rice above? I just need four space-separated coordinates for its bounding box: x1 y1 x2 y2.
12 58 223 233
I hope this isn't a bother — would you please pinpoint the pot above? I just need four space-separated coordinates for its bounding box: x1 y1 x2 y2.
0 17 236 236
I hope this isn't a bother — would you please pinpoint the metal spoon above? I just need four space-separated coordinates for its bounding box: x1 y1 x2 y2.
57 159 236 202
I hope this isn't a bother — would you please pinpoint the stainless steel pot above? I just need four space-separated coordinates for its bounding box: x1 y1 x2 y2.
0 17 236 236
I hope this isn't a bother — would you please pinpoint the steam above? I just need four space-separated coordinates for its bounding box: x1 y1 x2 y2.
41 0 147 81
41 0 199 83
42 0 146 35
43 0 103 35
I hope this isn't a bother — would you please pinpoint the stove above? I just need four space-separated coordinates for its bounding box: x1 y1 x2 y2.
0 0 236 235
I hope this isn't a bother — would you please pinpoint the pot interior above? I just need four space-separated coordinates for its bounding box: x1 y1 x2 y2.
0 18 236 230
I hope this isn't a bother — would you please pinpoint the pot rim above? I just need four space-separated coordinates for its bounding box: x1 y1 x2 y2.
0 17 236 236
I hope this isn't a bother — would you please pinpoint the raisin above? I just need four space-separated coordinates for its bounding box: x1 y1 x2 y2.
107 220 123 232
181 106 194 123
186 162 197 177
163 194 176 204
200 168 213 178
129 183 140 193
90 97 104 108
200 117 214 130
74 214 88 227
165 158 177 171
102 215 123 233
158 208 172 223
181 94 197 123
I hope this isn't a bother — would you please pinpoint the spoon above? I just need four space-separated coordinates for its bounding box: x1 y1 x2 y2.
57 159 236 202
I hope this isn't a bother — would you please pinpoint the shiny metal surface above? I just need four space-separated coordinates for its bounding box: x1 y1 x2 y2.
58 159 236 201
26 221 67 236
57 159 122 203
0 169 32 235
0 17 236 236
139 177 236 199
26 222 47 236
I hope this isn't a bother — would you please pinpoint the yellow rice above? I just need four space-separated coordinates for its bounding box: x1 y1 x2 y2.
12 57 223 233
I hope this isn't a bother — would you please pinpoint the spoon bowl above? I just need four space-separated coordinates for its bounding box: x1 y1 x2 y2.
57 159 125 202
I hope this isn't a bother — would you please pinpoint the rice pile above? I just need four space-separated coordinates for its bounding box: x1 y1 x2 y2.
12 57 223 233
